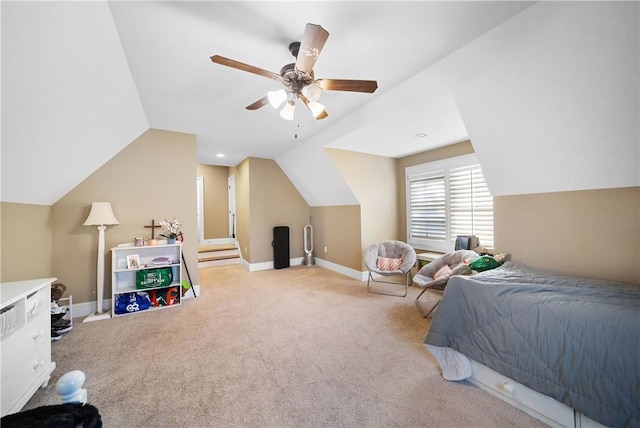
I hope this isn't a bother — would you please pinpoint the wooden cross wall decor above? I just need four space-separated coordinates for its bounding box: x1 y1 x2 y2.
144 220 161 239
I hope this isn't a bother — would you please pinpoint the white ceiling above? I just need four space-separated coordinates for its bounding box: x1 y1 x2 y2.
2 1 537 205
109 1 536 165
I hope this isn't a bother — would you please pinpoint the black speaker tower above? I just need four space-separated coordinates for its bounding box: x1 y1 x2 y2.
272 226 290 269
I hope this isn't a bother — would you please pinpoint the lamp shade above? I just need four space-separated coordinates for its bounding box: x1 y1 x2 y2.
83 202 119 226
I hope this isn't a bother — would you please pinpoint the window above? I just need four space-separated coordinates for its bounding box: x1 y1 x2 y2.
406 154 493 252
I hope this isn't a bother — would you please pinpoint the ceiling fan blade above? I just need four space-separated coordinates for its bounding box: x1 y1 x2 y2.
316 79 378 93
295 24 329 74
246 96 268 110
211 55 281 81
299 94 328 120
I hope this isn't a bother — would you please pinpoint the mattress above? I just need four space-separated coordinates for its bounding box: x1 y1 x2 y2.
424 261 640 428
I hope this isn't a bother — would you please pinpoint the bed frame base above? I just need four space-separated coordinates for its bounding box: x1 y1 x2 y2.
468 359 605 428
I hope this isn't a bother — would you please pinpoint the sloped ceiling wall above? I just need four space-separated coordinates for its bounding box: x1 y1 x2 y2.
278 1 639 203
1 2 148 205
446 1 639 196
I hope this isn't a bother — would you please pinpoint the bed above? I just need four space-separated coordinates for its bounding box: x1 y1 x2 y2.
423 261 640 428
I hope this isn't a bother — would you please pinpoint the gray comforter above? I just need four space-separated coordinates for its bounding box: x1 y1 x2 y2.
424 261 640 428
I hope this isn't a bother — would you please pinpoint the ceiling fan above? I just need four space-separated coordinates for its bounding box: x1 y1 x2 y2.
210 23 378 121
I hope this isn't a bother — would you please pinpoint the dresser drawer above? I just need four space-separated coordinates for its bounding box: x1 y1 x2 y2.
25 287 48 322
1 310 49 377
1 343 54 416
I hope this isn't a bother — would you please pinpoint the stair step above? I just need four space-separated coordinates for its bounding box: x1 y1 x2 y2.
198 244 236 253
199 254 239 263
199 258 240 268
198 249 238 259
197 244 239 268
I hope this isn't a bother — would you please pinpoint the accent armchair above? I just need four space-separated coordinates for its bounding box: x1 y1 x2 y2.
412 249 479 317
364 240 417 297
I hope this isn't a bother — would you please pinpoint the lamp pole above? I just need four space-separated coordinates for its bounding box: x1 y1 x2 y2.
95 224 106 315
83 202 118 323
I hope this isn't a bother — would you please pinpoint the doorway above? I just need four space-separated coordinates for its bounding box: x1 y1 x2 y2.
228 175 236 242
196 175 204 244
196 170 236 247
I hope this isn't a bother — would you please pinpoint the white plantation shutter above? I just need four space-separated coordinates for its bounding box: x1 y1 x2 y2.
409 171 446 241
450 165 494 248
406 155 493 252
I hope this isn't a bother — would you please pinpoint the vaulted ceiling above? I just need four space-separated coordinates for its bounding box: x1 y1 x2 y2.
2 1 638 207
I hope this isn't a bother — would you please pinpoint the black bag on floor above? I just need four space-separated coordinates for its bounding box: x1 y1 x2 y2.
1 402 101 428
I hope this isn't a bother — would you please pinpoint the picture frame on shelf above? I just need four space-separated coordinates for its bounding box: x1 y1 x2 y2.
126 254 140 269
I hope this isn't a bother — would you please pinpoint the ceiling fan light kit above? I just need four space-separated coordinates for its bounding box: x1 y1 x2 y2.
302 82 322 102
211 23 377 121
267 89 287 108
280 100 296 121
307 100 326 118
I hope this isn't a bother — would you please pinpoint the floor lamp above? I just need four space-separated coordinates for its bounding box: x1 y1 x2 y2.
83 202 119 322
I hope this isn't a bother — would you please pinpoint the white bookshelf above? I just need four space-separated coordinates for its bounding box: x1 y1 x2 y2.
111 243 182 317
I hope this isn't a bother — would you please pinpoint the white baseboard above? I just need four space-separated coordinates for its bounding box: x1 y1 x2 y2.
245 257 304 272
73 300 111 319
237 256 364 280
314 258 365 280
248 261 274 272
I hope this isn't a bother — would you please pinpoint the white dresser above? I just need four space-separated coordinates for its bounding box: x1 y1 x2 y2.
1 278 57 417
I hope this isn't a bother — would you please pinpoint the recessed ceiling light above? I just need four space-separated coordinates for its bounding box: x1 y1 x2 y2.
414 132 428 138
216 153 225 158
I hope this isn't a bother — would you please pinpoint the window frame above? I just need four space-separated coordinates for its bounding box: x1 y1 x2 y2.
405 154 493 253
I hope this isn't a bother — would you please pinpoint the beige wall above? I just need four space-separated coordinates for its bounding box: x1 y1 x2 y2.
495 187 640 285
248 158 310 263
6 131 635 292
231 162 250 260
1 203 54 282
51 129 199 304
310 205 362 271
224 157 360 269
232 157 353 267
327 148 398 270
395 141 639 285
196 164 230 240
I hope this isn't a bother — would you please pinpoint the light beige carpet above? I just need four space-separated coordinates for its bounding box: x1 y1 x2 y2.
24 265 547 427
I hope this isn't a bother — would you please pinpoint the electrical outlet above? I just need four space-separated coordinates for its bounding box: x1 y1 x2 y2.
244 246 248 253
324 246 328 253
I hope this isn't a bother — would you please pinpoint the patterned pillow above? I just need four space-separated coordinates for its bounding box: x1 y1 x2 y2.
433 264 453 280
377 256 403 271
